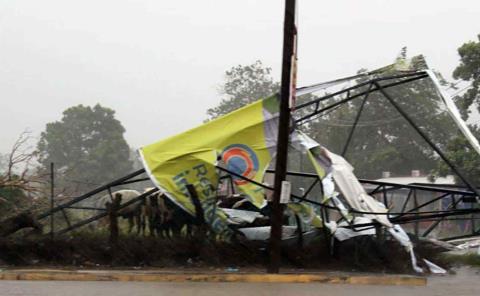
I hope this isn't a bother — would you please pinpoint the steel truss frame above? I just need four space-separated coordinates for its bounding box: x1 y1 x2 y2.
34 71 479 241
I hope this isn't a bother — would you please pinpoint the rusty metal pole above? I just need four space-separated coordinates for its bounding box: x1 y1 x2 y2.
186 184 207 239
268 0 297 273
107 195 121 246
50 162 54 239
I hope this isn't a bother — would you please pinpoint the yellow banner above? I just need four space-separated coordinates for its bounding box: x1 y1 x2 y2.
140 96 279 237
288 202 323 228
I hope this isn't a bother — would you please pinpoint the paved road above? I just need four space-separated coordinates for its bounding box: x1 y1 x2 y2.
0 267 478 296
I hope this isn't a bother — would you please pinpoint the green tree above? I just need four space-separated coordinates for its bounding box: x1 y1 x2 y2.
452 34 480 119
435 126 480 185
432 35 480 186
207 60 280 119
0 185 27 215
37 104 133 192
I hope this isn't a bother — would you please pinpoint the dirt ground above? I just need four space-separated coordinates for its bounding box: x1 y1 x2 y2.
0 232 430 274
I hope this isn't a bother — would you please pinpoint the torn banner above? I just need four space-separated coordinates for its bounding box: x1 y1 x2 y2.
291 131 423 273
139 96 280 238
139 93 423 272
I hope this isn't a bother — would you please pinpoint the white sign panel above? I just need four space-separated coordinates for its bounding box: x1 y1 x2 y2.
280 181 291 204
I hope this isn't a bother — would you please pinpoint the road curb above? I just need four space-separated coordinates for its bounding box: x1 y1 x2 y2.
0 270 426 286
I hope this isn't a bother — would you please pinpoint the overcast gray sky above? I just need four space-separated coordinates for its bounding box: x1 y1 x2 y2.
1 0 479 154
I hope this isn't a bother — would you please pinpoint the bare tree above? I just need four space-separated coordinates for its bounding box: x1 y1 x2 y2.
0 131 45 195
0 131 47 236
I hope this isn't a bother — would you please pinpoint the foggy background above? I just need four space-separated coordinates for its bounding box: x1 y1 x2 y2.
1 0 479 154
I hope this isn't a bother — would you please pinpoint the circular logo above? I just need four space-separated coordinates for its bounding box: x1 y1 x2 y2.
221 144 259 185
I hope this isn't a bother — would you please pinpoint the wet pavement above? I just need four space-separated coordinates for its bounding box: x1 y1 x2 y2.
0 267 478 296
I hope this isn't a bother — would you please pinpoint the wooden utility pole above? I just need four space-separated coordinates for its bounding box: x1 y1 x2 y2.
268 0 298 273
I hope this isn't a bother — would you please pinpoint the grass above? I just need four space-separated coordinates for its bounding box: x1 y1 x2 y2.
440 252 480 267
0 231 421 274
